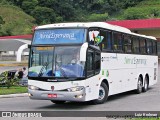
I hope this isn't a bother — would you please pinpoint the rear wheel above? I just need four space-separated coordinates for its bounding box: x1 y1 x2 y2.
136 77 143 94
142 76 149 92
51 100 66 104
92 82 109 104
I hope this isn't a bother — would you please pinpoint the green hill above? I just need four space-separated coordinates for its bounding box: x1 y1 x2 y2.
0 5 36 36
1 0 160 36
119 0 160 20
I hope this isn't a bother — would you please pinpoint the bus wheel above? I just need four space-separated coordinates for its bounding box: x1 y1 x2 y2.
136 77 143 94
51 100 66 104
142 76 149 92
92 82 108 104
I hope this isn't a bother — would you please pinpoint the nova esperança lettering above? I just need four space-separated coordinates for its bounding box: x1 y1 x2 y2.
125 57 147 65
40 32 76 41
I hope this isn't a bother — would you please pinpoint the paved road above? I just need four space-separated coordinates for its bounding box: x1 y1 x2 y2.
0 64 160 116
0 81 159 111
0 74 160 112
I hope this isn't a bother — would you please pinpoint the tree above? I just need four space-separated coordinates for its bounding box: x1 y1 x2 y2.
21 0 38 14
58 3 76 21
38 0 58 8
0 16 5 25
122 0 144 9
122 7 148 20
6 0 24 7
86 13 109 22
0 16 5 30
32 6 56 24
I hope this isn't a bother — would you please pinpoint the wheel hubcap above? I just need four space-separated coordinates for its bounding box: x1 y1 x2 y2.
138 80 142 92
98 86 105 100
144 78 148 89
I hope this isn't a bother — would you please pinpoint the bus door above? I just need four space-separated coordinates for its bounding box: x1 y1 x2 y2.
85 47 101 100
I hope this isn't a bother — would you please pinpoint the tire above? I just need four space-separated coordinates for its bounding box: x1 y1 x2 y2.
136 76 143 94
92 82 109 104
142 76 149 92
51 100 66 104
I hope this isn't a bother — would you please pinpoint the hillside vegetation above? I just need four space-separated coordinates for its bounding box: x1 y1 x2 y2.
0 0 160 36
119 0 160 19
0 5 36 36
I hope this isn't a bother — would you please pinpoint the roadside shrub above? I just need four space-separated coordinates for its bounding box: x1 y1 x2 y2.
0 71 20 88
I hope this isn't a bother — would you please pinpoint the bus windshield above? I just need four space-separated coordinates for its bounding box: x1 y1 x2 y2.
28 46 85 78
33 29 86 45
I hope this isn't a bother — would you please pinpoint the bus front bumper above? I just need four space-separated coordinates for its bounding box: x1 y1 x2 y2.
28 87 86 102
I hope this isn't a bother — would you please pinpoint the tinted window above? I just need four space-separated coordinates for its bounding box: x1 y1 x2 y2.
153 41 157 55
95 52 100 73
146 40 153 54
113 32 123 52
100 30 112 51
132 37 139 53
140 39 146 54
124 35 132 53
87 49 100 77
87 49 94 76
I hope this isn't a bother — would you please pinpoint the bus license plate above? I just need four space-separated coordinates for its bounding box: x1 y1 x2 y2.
48 94 57 98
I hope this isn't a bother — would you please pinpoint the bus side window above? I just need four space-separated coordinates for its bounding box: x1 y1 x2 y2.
146 39 153 54
100 30 112 51
140 39 146 54
95 52 100 74
87 49 101 77
132 37 140 54
87 49 94 77
153 41 157 55
124 34 132 53
113 32 123 52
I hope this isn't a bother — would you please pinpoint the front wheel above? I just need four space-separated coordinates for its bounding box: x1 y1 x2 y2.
51 100 66 104
92 82 109 104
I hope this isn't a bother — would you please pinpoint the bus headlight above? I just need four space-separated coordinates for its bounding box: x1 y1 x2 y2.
67 86 84 92
28 85 40 90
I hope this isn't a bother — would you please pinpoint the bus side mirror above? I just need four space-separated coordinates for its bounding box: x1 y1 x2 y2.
80 42 88 62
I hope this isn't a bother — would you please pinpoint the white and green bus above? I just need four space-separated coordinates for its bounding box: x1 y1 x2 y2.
28 22 158 104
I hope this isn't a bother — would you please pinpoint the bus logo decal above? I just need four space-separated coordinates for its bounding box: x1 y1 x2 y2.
124 57 147 65
51 86 54 91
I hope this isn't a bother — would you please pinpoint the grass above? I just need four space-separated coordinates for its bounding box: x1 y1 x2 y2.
0 86 27 95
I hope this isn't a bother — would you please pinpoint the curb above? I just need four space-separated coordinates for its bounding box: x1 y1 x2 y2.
0 63 28 67
0 93 28 98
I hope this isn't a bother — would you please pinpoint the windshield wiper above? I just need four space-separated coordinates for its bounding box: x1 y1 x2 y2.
38 62 48 77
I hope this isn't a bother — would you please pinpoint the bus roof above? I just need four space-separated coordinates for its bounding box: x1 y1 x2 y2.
35 22 131 33
130 32 156 40
35 22 156 40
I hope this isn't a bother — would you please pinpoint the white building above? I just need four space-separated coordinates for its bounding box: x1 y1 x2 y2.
0 35 32 62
